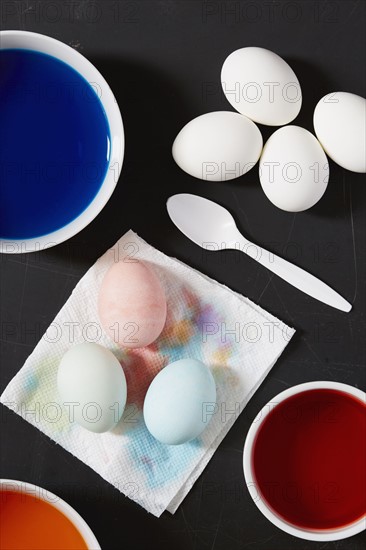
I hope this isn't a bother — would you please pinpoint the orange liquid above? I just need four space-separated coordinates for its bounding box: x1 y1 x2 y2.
0 490 88 550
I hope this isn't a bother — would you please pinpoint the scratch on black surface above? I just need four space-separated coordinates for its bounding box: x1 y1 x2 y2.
271 281 294 324
181 506 193 543
181 506 207 550
342 0 361 23
232 191 253 234
273 377 291 387
256 272 274 302
271 281 324 365
16 0 25 30
223 447 244 454
347 175 358 302
193 476 204 545
325 364 353 374
257 212 297 302
0 339 34 349
210 505 223 550
210 530 239 549
240 534 277 548
10 260 79 278
215 529 245 549
299 335 324 365
17 255 29 326
287 359 364 368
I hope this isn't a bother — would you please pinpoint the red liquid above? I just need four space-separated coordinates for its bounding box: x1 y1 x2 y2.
252 389 366 530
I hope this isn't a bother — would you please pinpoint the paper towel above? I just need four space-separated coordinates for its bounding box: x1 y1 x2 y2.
0 230 295 517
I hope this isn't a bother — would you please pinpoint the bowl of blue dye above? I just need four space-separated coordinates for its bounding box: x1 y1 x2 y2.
0 31 124 253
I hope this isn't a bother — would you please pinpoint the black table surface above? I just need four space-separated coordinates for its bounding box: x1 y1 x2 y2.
1 1 365 549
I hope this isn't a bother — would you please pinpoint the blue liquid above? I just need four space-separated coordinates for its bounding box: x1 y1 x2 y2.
0 49 111 239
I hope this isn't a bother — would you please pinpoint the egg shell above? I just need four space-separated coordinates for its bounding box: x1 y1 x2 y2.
314 92 366 173
172 111 263 181
57 342 127 433
221 47 302 126
259 126 329 212
98 260 167 349
143 359 217 445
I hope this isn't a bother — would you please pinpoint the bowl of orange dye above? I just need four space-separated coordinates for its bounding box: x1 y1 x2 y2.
0 479 100 550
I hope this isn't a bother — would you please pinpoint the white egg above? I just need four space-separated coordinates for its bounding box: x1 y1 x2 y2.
57 343 127 433
259 126 329 212
172 111 262 181
221 47 302 126
314 92 366 173
143 359 216 445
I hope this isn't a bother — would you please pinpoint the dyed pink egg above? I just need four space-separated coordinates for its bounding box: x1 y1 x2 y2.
98 261 167 349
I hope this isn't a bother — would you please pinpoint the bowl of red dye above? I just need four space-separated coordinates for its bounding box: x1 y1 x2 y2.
0 479 100 549
243 381 366 541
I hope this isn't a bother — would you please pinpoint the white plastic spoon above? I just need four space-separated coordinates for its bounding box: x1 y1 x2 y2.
167 194 352 313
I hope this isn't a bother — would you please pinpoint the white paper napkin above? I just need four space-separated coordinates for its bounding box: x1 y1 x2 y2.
0 230 295 517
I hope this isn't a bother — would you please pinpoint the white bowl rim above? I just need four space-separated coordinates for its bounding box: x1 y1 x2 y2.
0 30 124 254
243 381 366 542
0 478 101 549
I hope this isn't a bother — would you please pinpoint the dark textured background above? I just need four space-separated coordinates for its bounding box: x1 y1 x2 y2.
1 1 365 548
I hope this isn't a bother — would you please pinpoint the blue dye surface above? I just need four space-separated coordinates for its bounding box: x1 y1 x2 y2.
0 49 111 239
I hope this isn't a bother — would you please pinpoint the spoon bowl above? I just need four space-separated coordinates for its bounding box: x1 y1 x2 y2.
167 194 244 247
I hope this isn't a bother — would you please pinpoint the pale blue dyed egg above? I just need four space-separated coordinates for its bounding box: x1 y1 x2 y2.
143 359 216 445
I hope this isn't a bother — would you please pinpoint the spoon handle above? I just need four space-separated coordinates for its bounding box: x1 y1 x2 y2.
240 240 352 312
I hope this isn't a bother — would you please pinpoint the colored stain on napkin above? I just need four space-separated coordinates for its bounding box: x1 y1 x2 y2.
0 49 110 239
127 421 203 489
0 490 87 549
123 347 168 408
122 290 232 486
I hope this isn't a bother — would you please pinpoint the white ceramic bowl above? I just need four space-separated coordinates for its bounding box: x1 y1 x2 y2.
0 30 124 254
0 479 101 549
243 381 366 541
